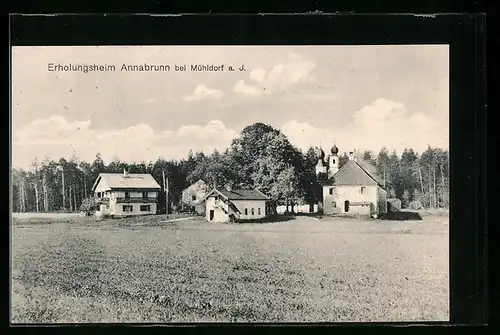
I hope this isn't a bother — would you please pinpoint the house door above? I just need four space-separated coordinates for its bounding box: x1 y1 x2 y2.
344 200 350 212
209 210 214 221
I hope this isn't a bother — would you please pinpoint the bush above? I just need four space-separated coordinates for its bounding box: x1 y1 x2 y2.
408 200 424 210
194 203 206 216
387 198 401 212
401 190 411 208
79 198 99 215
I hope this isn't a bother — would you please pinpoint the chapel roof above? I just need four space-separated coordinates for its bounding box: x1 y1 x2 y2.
323 159 383 188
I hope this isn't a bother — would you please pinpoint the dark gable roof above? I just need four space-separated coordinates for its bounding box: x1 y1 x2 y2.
208 188 269 201
356 157 384 185
324 160 383 188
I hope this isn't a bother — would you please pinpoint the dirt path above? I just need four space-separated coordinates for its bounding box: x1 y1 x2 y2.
158 217 197 223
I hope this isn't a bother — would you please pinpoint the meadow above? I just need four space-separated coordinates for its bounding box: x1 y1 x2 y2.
11 213 449 323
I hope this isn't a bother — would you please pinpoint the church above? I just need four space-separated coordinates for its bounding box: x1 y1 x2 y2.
315 145 388 218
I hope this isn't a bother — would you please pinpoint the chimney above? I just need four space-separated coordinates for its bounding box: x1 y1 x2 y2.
123 168 129 177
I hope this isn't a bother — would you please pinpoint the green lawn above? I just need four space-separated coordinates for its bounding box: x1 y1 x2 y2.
11 214 449 323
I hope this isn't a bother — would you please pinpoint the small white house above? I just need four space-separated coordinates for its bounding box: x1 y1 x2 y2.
202 187 269 223
91 169 161 217
181 179 211 210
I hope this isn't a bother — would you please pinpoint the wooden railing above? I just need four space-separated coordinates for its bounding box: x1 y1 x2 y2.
115 197 157 204
97 198 110 205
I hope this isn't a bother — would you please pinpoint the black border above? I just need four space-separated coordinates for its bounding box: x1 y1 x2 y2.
8 13 488 330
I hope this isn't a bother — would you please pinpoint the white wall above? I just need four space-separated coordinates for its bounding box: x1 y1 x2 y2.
112 202 157 216
205 197 267 222
205 196 229 222
276 204 318 214
323 185 378 214
232 200 266 220
96 189 158 216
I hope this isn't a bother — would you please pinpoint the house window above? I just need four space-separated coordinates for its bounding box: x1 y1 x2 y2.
251 208 255 216
360 187 365 194
332 202 336 208
125 191 130 199
192 195 197 201
142 191 148 199
140 205 151 212
258 208 261 215
123 205 133 212
332 159 336 164
329 188 335 195
245 208 248 215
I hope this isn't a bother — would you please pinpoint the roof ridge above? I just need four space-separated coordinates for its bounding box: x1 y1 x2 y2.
353 160 384 188
326 159 383 188
332 159 350 178
205 187 269 201
254 188 270 199
101 172 152 175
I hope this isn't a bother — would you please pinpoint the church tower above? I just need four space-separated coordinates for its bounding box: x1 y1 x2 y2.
315 147 327 175
328 145 339 179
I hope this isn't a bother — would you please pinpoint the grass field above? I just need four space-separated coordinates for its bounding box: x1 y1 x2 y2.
11 213 449 323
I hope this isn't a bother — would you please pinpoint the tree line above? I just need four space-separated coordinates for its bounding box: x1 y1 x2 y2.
11 123 449 213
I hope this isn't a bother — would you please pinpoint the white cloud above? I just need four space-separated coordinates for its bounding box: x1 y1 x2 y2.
249 68 266 83
234 80 263 96
177 120 236 140
11 98 448 169
281 98 447 155
234 53 317 96
353 99 407 126
12 116 237 169
97 123 156 140
15 115 93 146
144 98 157 104
184 84 224 101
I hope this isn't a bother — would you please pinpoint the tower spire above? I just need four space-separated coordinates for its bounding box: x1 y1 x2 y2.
328 143 339 178
315 141 327 176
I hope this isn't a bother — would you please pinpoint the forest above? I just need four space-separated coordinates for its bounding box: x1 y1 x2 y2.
11 123 449 213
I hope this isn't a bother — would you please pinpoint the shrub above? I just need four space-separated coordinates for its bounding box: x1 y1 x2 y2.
194 203 206 216
408 200 424 210
79 198 99 216
401 190 411 208
387 198 401 212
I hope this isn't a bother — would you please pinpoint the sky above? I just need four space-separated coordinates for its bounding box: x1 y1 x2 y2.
11 45 449 169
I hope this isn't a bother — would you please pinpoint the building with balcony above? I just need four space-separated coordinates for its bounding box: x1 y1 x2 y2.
202 186 269 223
91 169 161 217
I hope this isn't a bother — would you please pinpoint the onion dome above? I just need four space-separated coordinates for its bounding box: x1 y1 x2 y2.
331 145 339 155
316 147 325 160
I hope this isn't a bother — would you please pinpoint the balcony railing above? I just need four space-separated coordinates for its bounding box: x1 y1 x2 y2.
116 197 157 204
97 198 110 205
